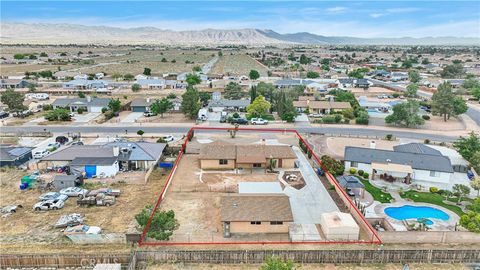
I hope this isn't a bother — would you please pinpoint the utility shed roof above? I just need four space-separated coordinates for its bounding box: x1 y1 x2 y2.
220 195 293 222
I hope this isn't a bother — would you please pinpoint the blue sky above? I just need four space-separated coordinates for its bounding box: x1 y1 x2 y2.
1 1 479 38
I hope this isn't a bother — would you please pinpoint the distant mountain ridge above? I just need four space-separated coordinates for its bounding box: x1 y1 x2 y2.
1 22 478 46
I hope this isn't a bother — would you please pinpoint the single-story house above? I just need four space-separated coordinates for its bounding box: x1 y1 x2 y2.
220 194 293 237
208 99 251 112
354 79 370 88
344 144 460 191
177 72 208 82
369 70 390 78
444 79 465 88
358 96 392 111
293 99 351 114
306 82 329 93
74 74 88 80
52 97 111 113
0 79 29 89
199 142 297 170
273 79 314 88
337 78 355 88
390 72 409 82
336 175 365 198
62 79 108 90
130 98 154 112
41 142 166 177
136 78 165 89
0 145 33 167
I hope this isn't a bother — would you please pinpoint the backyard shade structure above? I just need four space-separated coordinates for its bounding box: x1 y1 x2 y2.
336 175 365 198
319 211 359 240
220 194 293 236
371 162 413 174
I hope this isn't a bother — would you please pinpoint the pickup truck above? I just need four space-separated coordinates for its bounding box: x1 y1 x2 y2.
250 118 268 125
77 193 115 207
86 188 121 197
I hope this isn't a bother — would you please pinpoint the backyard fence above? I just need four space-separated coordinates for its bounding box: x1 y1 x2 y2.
0 131 51 137
0 253 131 269
378 231 480 244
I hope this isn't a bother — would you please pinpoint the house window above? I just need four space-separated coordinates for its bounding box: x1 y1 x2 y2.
250 221 261 225
351 162 358 168
219 159 228 165
430 171 439 177
253 163 262 168
270 221 283 225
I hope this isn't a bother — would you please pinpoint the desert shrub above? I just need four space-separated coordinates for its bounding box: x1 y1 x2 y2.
77 107 85 114
363 172 369 178
334 114 342 123
349 168 357 174
385 134 393 141
42 104 53 111
322 115 336 124
358 169 364 176
308 150 312 159
422 115 430 120
101 107 108 113
424 139 431 144
429 187 439 193
232 112 240 118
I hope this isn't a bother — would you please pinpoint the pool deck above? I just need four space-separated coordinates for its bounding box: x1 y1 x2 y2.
374 201 460 231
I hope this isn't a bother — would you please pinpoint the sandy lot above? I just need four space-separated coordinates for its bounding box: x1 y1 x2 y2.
348 87 397 96
309 136 400 159
211 54 269 76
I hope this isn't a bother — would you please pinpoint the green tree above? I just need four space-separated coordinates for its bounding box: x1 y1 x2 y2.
299 54 311 65
320 155 345 176
224 82 244 100
151 98 173 117
247 95 271 117
143 67 151 76
186 73 201 86
348 68 368 79
123 73 134 81
453 132 480 161
405 83 418 98
137 130 144 140
44 108 71 121
40 52 48 57
452 96 468 116
249 85 257 103
385 100 425 128
472 87 480 100
135 205 180 240
470 177 480 197
276 89 297 121
108 99 121 113
452 184 471 204
0 89 25 112
13 54 25 59
260 256 294 270
198 92 211 104
431 82 455 121
470 152 480 175
441 64 465 78
408 70 421 83
306 71 319 78
462 78 479 90
192 65 202 72
256 82 276 102
249 69 260 80
131 83 141 92
111 72 123 81
181 86 201 119
27 83 36 92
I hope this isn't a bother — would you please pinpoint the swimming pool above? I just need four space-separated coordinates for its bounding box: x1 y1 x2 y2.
384 205 449 223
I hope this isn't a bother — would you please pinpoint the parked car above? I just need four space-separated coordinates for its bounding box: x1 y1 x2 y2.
86 188 121 197
55 213 84 228
160 135 175 142
33 149 50 159
77 193 116 207
33 199 64 211
47 142 61 149
1 204 22 214
38 192 69 202
60 187 88 198
250 118 268 125
71 141 84 146
231 118 248 125
0 111 9 119
219 115 227 123
143 111 157 117
63 225 102 235
55 136 69 145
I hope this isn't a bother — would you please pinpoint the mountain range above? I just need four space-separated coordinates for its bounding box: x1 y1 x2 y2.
1 22 478 46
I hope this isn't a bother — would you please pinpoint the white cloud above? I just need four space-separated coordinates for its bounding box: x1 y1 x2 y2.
386 7 421 13
369 13 385 18
326 6 348 14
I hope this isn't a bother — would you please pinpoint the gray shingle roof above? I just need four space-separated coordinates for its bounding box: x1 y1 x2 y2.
393 143 442 156
42 145 114 161
0 146 32 161
52 98 111 108
337 175 364 189
130 98 154 107
344 146 453 173
208 99 250 108
71 157 117 166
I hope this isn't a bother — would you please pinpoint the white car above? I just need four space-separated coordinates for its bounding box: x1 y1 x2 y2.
64 225 102 235
250 118 268 125
161 135 175 142
33 199 64 211
33 149 50 159
47 142 61 149
60 187 88 198
38 192 69 202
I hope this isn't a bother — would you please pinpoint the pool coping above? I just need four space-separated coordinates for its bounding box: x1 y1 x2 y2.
374 201 460 232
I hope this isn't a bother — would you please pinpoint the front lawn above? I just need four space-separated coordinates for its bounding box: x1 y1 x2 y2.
359 179 393 203
400 190 465 217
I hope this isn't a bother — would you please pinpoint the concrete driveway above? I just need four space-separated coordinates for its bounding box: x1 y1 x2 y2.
121 112 143 123
72 113 101 123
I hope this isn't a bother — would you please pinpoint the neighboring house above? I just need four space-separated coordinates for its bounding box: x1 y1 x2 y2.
306 82 329 93
444 79 465 88
207 99 250 112
369 69 390 78
199 142 296 171
136 78 166 89
220 194 293 237
212 91 221 101
343 143 471 192
358 96 392 111
52 97 111 113
130 98 154 112
177 72 208 82
0 145 33 167
135 74 149 81
337 78 355 88
62 79 108 90
0 79 29 89
390 72 409 82
354 78 370 88
41 142 166 177
273 79 314 88
73 74 88 80
293 99 351 114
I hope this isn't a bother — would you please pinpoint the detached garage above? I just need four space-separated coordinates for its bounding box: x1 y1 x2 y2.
70 157 119 178
320 212 359 241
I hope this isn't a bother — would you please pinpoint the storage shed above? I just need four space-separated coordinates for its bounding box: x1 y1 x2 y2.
319 212 359 240
53 174 84 190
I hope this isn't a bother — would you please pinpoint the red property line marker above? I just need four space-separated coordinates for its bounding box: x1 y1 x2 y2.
139 127 382 246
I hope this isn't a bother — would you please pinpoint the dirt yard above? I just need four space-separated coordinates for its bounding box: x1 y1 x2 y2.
211 54 269 76
309 136 400 159
0 167 167 241
202 172 278 192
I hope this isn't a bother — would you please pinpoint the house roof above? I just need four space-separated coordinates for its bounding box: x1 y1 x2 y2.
63 79 107 86
220 194 293 222
52 98 110 108
136 79 165 86
41 145 114 161
130 98 154 107
293 100 351 110
71 156 118 166
199 142 296 161
103 142 166 161
0 146 32 161
393 143 442 156
274 79 314 86
208 99 251 108
344 146 453 173
336 175 364 189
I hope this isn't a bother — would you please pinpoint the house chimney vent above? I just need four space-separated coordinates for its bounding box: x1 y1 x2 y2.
370 141 376 149
113 146 120 156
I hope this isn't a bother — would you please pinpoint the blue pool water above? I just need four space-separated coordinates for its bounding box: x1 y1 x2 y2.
384 205 449 223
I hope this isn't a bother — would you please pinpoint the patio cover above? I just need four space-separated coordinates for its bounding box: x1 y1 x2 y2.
372 162 413 174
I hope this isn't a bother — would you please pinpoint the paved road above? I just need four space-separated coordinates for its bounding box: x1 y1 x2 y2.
368 78 432 99
0 125 462 142
466 105 480 126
